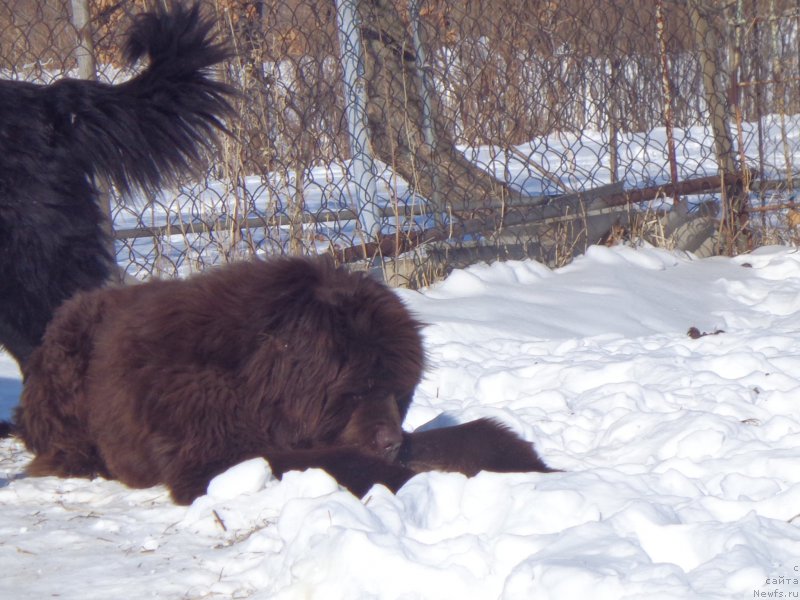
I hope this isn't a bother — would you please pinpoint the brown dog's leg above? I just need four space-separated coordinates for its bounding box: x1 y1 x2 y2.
398 418 555 476
267 447 416 497
164 447 417 504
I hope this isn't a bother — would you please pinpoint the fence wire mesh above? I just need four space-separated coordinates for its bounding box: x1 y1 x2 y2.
3 0 800 286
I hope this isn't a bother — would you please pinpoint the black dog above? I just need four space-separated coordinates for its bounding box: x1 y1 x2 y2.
16 257 553 503
0 2 233 368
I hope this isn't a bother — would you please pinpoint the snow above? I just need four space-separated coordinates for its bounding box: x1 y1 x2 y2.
4 244 800 599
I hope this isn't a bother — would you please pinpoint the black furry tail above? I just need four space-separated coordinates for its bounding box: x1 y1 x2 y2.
55 2 235 197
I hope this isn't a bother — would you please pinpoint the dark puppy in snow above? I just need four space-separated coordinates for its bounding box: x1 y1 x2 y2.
16 257 552 503
0 2 233 369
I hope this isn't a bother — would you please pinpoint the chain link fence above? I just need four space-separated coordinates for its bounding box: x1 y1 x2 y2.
3 0 800 286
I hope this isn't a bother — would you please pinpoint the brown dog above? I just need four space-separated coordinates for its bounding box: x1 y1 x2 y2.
17 257 552 503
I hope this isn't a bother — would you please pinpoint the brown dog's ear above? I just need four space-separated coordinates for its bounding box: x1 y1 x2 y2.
398 418 556 476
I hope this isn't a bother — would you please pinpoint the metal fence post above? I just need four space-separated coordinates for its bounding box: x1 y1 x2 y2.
409 0 441 220
69 0 118 277
335 0 381 242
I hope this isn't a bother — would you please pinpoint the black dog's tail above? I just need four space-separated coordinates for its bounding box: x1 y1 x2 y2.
55 2 234 197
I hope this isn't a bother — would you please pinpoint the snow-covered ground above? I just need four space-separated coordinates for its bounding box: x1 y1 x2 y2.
3 243 800 598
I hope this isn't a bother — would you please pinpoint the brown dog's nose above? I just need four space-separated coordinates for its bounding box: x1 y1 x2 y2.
374 423 403 458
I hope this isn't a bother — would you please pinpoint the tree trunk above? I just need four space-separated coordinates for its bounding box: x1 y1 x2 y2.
687 0 750 253
355 0 526 218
